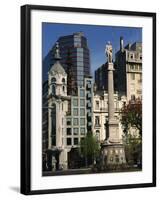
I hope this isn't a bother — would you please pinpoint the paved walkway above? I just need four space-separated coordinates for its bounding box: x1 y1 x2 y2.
43 168 92 176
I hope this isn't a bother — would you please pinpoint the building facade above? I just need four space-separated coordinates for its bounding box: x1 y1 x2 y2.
95 63 108 91
47 43 70 170
93 90 126 143
42 81 49 158
95 63 117 92
43 43 93 171
115 37 142 100
64 76 93 168
43 32 91 87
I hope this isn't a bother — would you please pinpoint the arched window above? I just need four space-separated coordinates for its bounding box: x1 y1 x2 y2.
51 103 56 146
52 85 55 95
95 130 100 140
62 78 65 83
62 103 63 111
51 77 56 83
62 86 65 92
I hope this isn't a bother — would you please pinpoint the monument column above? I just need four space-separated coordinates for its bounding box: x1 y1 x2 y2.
108 63 115 121
101 42 126 166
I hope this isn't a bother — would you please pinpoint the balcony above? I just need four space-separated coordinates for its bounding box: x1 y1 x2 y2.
87 93 92 99
127 58 142 64
86 83 91 89
87 112 92 117
100 107 108 112
88 122 92 126
87 102 91 108
137 90 142 94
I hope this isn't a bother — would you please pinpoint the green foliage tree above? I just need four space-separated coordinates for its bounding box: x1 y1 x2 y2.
121 98 142 136
121 99 142 167
124 133 142 167
80 132 100 167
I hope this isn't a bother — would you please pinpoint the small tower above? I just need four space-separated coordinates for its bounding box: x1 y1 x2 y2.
120 36 124 52
48 42 69 170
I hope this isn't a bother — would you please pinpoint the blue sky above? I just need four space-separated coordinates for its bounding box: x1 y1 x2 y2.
42 23 142 75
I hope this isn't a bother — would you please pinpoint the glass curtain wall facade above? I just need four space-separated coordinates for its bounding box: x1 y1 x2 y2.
43 32 91 87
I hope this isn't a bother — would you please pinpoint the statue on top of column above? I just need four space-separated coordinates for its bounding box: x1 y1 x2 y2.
105 42 113 63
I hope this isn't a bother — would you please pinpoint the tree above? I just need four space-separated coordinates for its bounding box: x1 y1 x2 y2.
121 98 142 136
80 132 100 167
124 133 142 167
121 98 142 167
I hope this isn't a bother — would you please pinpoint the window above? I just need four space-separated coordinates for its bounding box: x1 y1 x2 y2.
131 73 135 80
80 89 85 97
95 101 99 109
95 130 100 140
115 155 119 163
77 71 84 75
62 103 63 111
130 54 134 59
73 99 78 106
139 74 142 82
73 108 78 116
77 48 83 53
74 138 79 145
105 116 108 123
51 77 56 83
80 99 85 106
130 65 134 70
77 57 83 62
135 65 138 70
67 138 72 146
73 118 78 125
73 128 79 135
52 85 55 95
80 108 85 116
52 135 56 146
131 95 135 101
139 65 142 70
62 86 65 92
67 128 71 135
67 118 71 126
80 118 85 125
110 157 113 162
95 116 100 126
80 128 85 135
62 78 65 83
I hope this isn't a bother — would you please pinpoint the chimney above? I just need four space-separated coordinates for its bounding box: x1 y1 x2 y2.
120 36 124 52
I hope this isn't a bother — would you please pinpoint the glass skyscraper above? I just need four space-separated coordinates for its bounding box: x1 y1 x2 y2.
43 32 91 87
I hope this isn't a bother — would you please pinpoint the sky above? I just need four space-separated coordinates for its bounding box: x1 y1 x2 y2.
42 23 142 75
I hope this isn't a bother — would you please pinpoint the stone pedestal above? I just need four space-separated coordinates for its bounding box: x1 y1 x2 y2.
101 118 126 166
101 143 126 165
108 119 120 143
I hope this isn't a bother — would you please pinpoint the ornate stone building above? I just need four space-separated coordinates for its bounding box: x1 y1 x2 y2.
115 37 142 100
93 90 126 142
43 43 93 171
47 43 69 170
